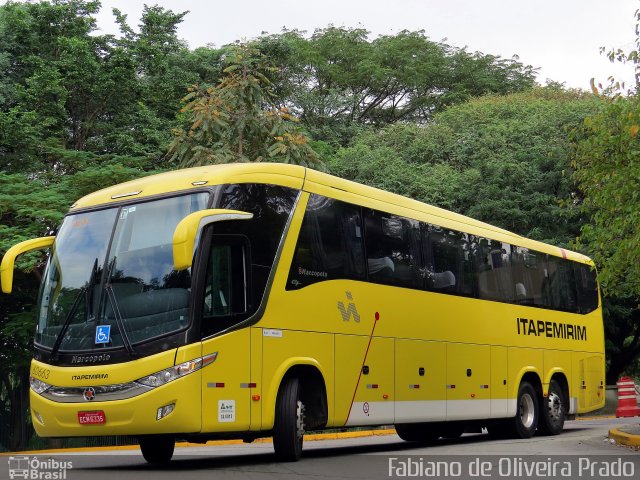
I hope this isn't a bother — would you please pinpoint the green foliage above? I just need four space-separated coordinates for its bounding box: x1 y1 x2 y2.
571 95 640 383
2 0 635 449
169 44 324 169
331 88 600 245
572 95 640 297
253 27 537 145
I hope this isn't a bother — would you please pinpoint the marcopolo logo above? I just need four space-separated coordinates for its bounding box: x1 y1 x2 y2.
337 291 360 323
8 457 72 480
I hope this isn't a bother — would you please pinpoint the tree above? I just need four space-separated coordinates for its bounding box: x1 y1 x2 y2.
0 0 200 451
253 27 537 145
168 43 323 169
570 7 640 383
572 94 640 382
330 87 600 246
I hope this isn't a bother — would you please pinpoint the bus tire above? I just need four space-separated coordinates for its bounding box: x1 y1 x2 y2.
508 381 539 438
395 423 441 443
139 435 174 464
537 379 566 436
273 376 305 461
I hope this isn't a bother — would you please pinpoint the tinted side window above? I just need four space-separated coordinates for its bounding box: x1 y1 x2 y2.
574 263 599 314
364 210 422 289
544 255 578 312
201 235 251 336
477 238 513 303
217 183 297 307
287 195 365 290
510 247 548 306
424 226 475 297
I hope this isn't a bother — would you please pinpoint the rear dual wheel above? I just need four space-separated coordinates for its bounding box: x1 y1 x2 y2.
488 381 538 439
538 379 566 436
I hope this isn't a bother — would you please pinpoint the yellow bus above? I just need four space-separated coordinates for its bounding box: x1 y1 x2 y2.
1 163 604 463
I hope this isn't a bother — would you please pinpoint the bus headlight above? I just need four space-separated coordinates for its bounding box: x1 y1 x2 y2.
135 352 218 388
30 377 52 394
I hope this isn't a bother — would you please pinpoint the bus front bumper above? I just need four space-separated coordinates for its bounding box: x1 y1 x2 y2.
29 373 202 437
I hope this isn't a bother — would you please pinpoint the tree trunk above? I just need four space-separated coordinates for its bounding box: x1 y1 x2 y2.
8 368 32 451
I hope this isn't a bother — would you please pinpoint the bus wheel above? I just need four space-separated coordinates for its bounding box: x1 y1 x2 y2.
273 376 305 461
537 379 566 436
138 435 175 464
395 423 441 443
509 381 539 438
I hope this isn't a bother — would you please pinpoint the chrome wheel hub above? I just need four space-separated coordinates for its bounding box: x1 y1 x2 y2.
296 400 305 440
547 392 563 422
519 393 535 429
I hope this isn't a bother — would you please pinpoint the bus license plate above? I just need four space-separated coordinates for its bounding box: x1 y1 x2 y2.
78 411 106 425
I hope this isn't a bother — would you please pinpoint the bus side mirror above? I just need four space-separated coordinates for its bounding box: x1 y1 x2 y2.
172 209 253 271
1 236 55 294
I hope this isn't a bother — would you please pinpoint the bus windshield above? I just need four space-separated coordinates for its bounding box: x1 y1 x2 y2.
35 192 209 352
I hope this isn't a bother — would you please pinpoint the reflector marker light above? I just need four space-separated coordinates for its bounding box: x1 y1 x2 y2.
203 352 218 367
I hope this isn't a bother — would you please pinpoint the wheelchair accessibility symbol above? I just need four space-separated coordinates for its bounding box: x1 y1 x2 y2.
95 325 111 344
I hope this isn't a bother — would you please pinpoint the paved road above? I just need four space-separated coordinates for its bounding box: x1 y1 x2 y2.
2 418 639 480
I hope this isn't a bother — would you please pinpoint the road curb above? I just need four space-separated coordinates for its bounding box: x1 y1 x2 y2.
0 428 397 456
608 428 640 447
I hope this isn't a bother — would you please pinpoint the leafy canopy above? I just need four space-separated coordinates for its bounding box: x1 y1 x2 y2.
168 44 323 169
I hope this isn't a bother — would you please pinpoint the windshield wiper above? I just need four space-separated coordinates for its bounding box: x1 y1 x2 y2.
104 256 137 358
50 258 100 360
50 286 86 360
85 258 99 321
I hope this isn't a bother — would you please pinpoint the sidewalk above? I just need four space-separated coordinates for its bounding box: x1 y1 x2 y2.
609 424 640 448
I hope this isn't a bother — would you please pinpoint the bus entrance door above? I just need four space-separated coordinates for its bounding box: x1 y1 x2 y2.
201 329 252 432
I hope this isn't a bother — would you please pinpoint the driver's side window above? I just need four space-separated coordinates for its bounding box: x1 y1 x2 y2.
201 235 250 336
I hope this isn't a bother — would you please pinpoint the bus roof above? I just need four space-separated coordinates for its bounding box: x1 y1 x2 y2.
70 163 591 264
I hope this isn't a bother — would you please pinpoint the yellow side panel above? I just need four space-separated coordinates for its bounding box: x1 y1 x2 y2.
250 327 263 431
201 329 251 432
490 345 509 418
446 343 491 420
543 349 572 390
575 354 605 412
507 347 543 399
261 329 334 430
339 336 394 425
395 339 446 422
334 334 369 426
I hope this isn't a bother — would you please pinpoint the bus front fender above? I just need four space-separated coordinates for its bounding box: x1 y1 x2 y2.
262 357 329 431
